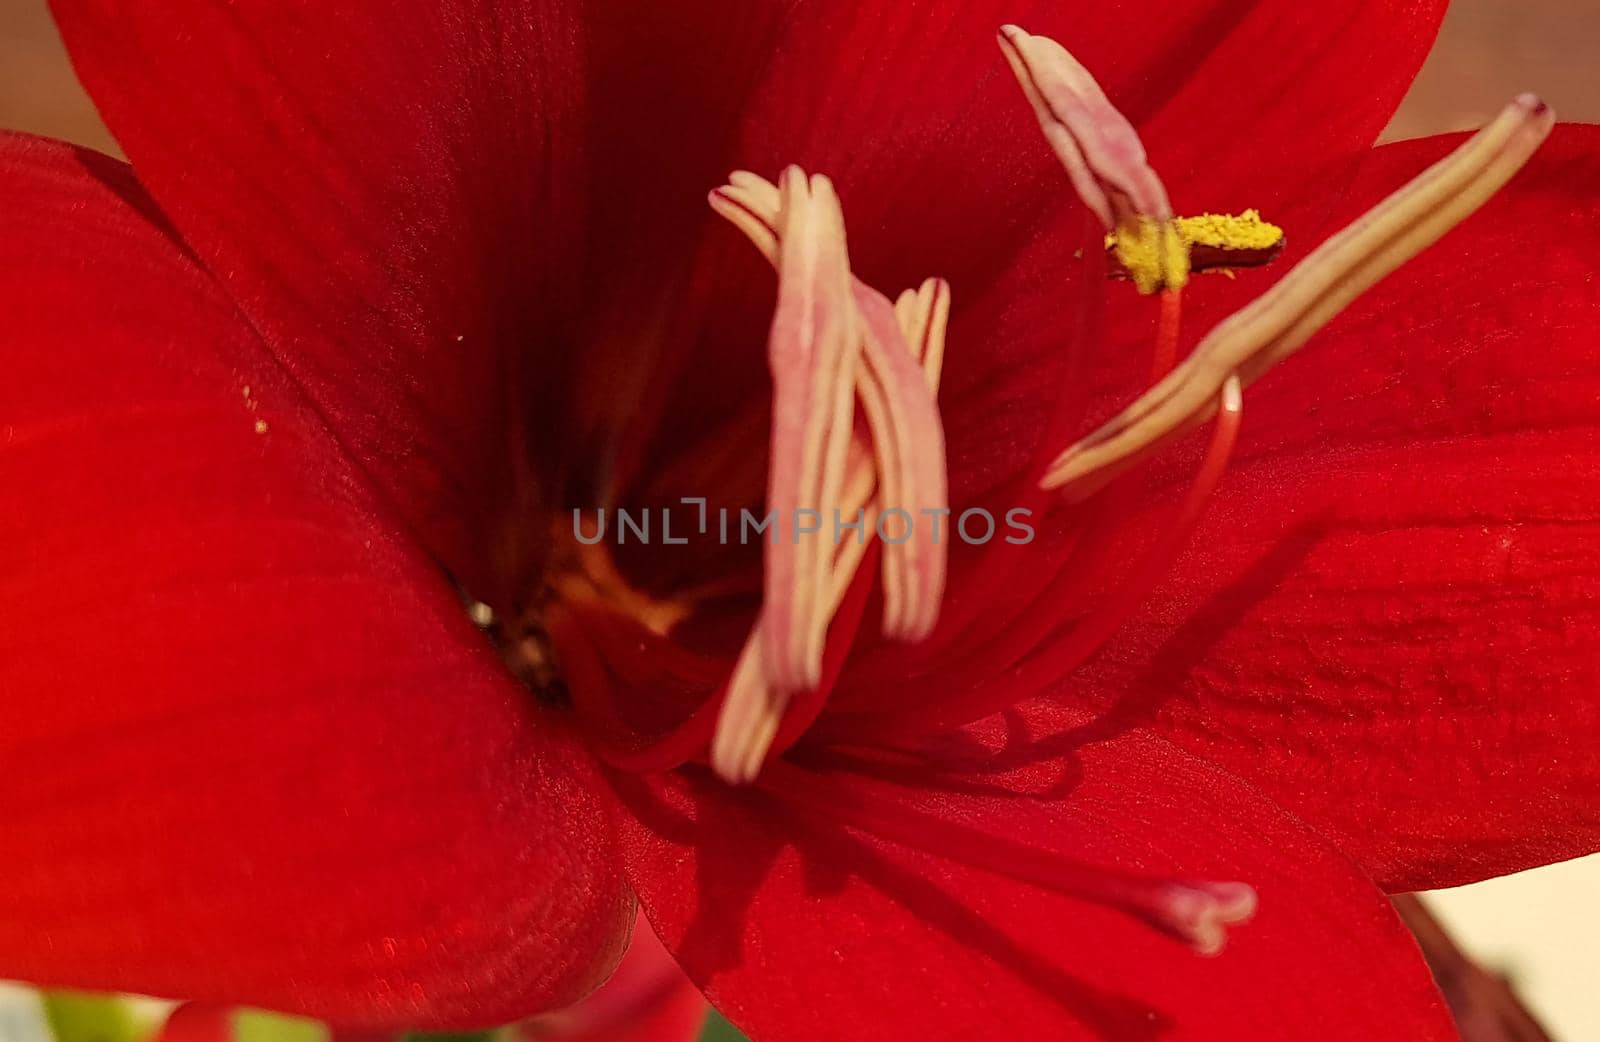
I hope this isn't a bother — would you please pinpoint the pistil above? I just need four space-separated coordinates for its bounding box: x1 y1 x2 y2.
765 759 1257 954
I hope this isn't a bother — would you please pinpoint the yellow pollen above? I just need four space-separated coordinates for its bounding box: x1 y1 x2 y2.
1172 209 1284 252
1107 210 1286 294
1110 216 1190 295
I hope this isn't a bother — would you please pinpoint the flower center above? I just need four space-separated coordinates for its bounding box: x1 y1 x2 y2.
477 21 1551 958
498 27 1550 778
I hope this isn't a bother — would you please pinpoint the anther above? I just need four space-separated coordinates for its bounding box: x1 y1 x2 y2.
998 24 1172 227
999 24 1187 294
1108 210 1286 283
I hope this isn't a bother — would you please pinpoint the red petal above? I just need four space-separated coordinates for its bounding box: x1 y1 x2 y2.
48 0 587 587
1136 2 1447 235
153 1005 235 1042
0 135 629 1026
613 704 1455 1042
1078 125 1600 891
519 919 707 1042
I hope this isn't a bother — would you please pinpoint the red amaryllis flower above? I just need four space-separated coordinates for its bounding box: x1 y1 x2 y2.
3 1 1597 1040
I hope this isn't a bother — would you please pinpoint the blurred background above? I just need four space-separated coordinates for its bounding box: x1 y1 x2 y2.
0 0 1596 1038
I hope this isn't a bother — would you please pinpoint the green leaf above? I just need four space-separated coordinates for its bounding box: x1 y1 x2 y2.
40 993 148 1042
231 1010 328 1042
696 1010 751 1042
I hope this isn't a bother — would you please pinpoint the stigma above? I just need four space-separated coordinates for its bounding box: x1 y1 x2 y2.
766 758 1258 956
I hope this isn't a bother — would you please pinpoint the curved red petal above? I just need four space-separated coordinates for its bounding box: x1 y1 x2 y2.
1138 1 1447 233
0 134 630 1026
519 919 707 1042
48 0 586 588
613 704 1455 1042
1079 124 1600 891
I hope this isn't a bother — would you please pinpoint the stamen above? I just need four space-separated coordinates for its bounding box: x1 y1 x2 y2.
765 759 1257 954
706 171 951 783
997 24 1173 227
999 24 1188 295
707 627 774 783
847 276 950 623
895 277 952 394
712 547 882 784
712 179 951 632
1015 375 1242 683
708 170 783 262
1151 287 1184 380
762 168 861 694
1045 93 1554 498
852 284 949 641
